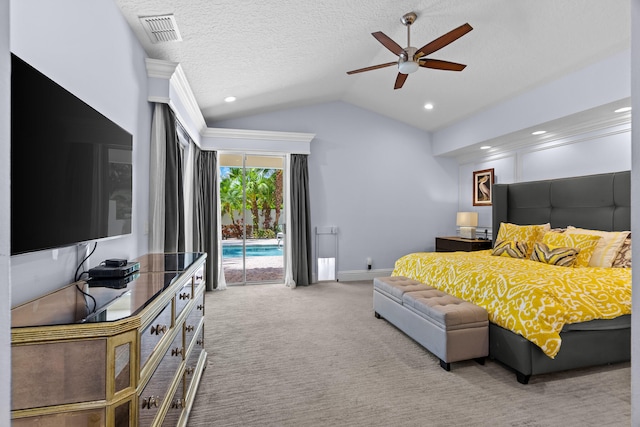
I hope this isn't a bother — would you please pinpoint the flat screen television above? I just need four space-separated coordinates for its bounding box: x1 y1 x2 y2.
11 53 133 255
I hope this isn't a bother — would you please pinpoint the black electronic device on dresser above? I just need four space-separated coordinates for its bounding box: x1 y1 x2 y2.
435 236 493 252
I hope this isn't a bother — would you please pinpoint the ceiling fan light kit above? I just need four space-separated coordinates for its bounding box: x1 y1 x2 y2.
347 12 472 89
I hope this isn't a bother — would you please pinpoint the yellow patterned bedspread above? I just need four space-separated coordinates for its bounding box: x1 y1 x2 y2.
392 250 631 358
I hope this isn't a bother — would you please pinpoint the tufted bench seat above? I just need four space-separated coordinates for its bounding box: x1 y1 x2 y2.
373 275 433 303
373 276 489 371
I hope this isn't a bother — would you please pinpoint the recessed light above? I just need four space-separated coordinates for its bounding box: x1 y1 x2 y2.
614 107 631 113
531 130 546 135
480 146 491 150
224 96 236 103
424 103 434 110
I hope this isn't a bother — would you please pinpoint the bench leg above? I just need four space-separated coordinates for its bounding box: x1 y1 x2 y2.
439 359 450 371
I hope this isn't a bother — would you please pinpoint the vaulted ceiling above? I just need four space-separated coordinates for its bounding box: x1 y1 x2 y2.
115 1 630 133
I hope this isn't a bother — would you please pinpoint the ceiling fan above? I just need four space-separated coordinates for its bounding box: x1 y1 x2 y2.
347 12 473 90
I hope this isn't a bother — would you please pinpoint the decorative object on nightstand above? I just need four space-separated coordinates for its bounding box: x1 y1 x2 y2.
456 211 478 239
436 236 493 252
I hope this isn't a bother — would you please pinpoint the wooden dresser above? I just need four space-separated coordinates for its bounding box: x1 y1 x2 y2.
11 252 207 427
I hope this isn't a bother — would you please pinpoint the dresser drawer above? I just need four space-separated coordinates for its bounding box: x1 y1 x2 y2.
193 266 205 287
140 302 173 370
184 293 204 346
161 378 185 427
175 282 192 320
138 331 184 427
185 334 205 393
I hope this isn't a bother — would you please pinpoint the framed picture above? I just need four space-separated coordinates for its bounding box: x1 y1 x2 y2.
473 168 494 206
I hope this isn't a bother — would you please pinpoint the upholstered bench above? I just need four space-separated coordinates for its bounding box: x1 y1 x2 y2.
373 276 489 371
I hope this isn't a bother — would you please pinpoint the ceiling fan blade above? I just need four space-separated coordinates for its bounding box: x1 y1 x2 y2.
372 31 404 56
394 72 408 90
418 59 467 71
346 62 397 75
415 23 473 58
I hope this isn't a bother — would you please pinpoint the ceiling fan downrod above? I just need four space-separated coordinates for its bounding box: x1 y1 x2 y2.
401 12 417 49
399 12 418 74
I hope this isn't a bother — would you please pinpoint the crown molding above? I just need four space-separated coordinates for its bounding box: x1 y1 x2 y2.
202 127 315 143
145 58 314 148
145 58 180 78
145 58 207 135
450 109 631 164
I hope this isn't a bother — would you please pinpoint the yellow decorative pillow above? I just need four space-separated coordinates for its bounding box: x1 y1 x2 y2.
530 242 579 267
496 222 550 257
492 240 528 259
565 226 630 268
542 232 601 267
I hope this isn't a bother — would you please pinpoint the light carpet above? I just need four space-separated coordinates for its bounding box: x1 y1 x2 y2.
187 281 630 427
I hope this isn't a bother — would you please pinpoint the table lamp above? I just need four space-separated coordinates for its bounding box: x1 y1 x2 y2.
457 212 478 239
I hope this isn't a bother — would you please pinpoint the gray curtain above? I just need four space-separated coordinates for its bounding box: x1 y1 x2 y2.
163 105 185 252
290 154 313 285
193 146 218 290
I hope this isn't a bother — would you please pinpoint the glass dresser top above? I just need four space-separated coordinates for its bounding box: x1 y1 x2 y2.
12 252 204 328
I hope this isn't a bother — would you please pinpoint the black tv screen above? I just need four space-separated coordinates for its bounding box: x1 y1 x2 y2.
11 53 133 255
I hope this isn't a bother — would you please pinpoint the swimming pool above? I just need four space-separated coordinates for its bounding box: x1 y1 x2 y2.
222 244 283 258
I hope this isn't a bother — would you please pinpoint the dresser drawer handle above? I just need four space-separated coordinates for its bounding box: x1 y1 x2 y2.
185 325 194 332
171 398 186 409
195 274 203 281
142 395 160 409
196 339 204 346
185 366 195 375
171 347 184 357
197 304 204 311
179 292 190 300
150 324 167 335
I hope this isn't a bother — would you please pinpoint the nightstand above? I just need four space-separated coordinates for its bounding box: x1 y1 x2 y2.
435 236 493 252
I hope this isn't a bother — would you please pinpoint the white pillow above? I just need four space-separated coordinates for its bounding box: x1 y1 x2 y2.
565 226 630 268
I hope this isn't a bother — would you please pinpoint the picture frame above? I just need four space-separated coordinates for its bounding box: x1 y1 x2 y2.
473 168 494 206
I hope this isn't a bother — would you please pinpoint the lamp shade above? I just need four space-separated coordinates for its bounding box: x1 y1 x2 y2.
456 212 478 227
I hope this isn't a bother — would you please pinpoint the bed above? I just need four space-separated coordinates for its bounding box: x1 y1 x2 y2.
392 171 631 383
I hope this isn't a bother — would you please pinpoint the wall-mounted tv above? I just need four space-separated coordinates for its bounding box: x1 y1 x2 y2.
11 53 133 255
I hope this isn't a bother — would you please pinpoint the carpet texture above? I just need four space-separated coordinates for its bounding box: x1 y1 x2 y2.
187 281 630 427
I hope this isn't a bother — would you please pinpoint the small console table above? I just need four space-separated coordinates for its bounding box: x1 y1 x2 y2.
435 236 493 252
11 252 207 427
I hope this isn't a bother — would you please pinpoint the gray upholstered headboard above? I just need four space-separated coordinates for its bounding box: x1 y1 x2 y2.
492 171 630 241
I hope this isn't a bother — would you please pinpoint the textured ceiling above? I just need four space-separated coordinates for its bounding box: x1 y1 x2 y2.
115 0 630 132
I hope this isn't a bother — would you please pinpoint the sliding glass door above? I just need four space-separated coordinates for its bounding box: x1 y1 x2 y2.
219 153 285 284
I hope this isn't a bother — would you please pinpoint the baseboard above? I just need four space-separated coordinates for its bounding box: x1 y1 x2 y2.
336 268 394 282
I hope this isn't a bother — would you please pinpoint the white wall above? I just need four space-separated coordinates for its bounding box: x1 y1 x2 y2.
214 101 459 277
9 0 152 306
432 50 630 155
630 0 639 424
1 0 10 423
458 124 632 232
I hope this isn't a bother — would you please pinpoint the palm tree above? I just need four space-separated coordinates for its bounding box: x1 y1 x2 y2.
220 168 243 223
245 168 268 235
220 166 283 238
273 169 283 230
256 169 277 230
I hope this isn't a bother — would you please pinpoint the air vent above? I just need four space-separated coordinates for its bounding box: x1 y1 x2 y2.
139 14 182 43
